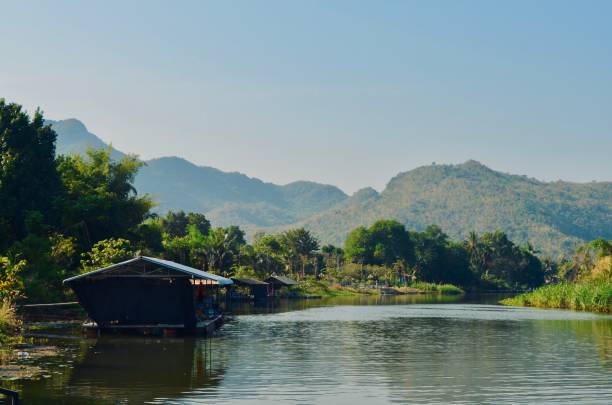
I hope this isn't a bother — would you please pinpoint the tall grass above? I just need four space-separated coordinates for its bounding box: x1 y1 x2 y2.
410 282 464 295
501 281 612 313
0 300 20 342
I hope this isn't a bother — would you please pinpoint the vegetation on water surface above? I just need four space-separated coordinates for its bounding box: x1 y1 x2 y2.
502 240 612 313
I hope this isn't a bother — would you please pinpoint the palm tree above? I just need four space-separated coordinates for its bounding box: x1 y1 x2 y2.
466 231 485 276
280 228 319 278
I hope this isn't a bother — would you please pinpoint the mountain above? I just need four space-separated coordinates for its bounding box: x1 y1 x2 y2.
50 119 348 230
296 160 612 256
51 119 612 256
47 119 124 160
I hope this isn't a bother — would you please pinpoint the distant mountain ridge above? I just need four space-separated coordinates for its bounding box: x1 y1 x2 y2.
51 119 612 256
50 119 349 230
296 160 612 255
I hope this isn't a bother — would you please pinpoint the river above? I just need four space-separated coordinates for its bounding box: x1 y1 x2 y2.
3 295 612 404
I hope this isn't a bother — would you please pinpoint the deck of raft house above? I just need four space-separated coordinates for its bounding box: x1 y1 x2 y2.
63 256 298 336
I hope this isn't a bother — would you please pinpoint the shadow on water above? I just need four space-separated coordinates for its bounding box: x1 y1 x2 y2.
6 336 225 404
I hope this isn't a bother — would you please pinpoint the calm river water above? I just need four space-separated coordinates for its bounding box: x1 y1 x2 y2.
4 295 612 404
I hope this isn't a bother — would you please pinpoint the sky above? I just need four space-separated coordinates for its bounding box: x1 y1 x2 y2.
1 0 611 193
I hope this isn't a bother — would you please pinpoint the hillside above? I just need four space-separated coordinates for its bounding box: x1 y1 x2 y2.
50 119 348 229
296 161 612 256
50 119 612 256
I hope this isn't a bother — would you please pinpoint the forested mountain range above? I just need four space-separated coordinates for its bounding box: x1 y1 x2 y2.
50 119 348 228
51 119 612 256
297 160 612 255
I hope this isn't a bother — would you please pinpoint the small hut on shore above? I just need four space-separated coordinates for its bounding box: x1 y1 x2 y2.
264 275 297 297
230 278 269 301
63 256 233 334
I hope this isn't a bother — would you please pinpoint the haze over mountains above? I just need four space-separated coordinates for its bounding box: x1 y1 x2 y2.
51 118 612 256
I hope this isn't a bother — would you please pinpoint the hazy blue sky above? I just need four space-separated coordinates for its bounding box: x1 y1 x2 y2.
1 0 610 193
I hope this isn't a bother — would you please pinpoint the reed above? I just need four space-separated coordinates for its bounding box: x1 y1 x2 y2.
0 299 20 342
410 282 464 295
501 281 612 313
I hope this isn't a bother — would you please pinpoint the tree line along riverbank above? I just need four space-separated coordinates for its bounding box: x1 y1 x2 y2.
0 98 610 340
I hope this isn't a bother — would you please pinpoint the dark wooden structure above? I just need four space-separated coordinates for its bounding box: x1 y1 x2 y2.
231 278 269 301
63 256 233 335
0 387 19 405
264 275 297 297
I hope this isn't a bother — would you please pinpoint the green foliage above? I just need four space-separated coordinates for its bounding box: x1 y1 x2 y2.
80 238 134 273
502 281 612 313
412 225 472 285
0 100 61 248
300 160 612 257
161 210 211 238
345 220 412 266
0 257 26 301
57 148 153 247
133 220 164 254
279 228 319 277
409 282 464 295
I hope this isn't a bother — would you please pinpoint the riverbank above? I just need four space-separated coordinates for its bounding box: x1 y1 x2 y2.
501 281 612 313
284 279 464 298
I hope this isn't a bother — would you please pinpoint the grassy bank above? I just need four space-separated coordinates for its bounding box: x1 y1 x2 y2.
285 279 464 298
501 281 612 313
407 282 465 295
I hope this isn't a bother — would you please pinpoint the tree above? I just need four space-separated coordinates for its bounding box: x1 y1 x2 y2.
280 228 319 278
477 231 544 288
344 226 372 264
187 212 211 236
252 233 285 275
162 211 190 238
57 148 153 248
369 220 413 266
162 211 211 239
589 239 612 257
411 225 450 282
0 256 26 301
344 220 412 267
80 238 134 273
0 100 62 248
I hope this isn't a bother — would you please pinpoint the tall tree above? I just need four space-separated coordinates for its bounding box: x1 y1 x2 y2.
280 228 319 277
0 100 61 247
56 148 153 248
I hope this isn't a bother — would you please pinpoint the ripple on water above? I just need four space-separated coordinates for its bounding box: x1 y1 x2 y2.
12 303 612 404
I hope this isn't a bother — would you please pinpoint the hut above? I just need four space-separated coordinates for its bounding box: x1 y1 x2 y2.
230 278 269 301
264 275 297 297
63 256 233 334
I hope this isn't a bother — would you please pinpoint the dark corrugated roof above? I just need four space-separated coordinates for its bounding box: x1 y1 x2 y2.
265 275 298 286
63 256 233 285
231 277 269 286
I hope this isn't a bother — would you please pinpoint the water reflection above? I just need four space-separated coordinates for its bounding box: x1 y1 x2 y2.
7 297 612 404
13 337 225 404
228 293 467 316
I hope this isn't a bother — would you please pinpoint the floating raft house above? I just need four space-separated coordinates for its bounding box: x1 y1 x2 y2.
264 275 297 296
63 256 233 335
231 277 270 300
